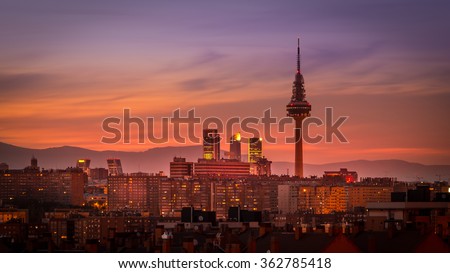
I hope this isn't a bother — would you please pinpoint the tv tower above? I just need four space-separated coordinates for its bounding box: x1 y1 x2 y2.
286 38 311 177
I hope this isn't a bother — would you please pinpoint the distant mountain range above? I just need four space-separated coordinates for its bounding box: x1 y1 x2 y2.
1 142 449 182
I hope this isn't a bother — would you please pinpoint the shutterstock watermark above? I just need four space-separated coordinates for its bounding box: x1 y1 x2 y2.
100 108 349 145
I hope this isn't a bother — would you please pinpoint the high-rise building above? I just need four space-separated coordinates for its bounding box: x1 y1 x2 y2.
90 168 108 182
298 186 347 214
229 132 241 161
170 157 194 178
286 38 311 177
347 185 393 209
211 180 278 219
107 173 162 215
48 168 87 206
0 167 87 206
159 179 211 217
76 159 91 177
248 137 262 163
107 158 123 176
298 184 394 214
203 129 220 160
194 159 250 178
76 159 91 170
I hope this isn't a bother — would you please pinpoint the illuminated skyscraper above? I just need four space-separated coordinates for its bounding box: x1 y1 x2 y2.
76 159 91 176
286 38 311 177
248 137 262 163
76 159 91 170
229 132 241 161
203 129 220 160
107 158 123 176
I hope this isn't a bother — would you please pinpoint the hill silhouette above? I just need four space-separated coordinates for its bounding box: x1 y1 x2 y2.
1 142 449 181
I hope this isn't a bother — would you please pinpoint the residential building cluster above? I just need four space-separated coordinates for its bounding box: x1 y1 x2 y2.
0 157 86 206
1 179 450 253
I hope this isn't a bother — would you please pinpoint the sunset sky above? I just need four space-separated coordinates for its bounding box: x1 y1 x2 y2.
1 0 450 165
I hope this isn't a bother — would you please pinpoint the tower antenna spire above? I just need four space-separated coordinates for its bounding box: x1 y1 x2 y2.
297 37 300 73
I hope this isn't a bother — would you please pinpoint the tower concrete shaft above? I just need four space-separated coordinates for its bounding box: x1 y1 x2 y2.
294 117 306 177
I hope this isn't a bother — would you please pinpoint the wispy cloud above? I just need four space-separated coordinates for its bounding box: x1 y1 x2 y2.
0 72 53 94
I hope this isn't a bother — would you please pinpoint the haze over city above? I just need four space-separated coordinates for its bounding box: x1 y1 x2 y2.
1 0 450 166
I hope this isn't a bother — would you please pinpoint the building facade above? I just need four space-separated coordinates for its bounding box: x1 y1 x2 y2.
203 129 220 160
212 180 278 219
298 184 393 214
278 184 299 214
169 157 194 178
107 158 123 176
248 137 262 163
229 132 242 161
324 168 358 183
107 173 162 215
0 166 87 206
194 159 250 178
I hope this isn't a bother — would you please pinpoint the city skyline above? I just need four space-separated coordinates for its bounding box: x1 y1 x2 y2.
2 154 450 253
1 0 450 166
